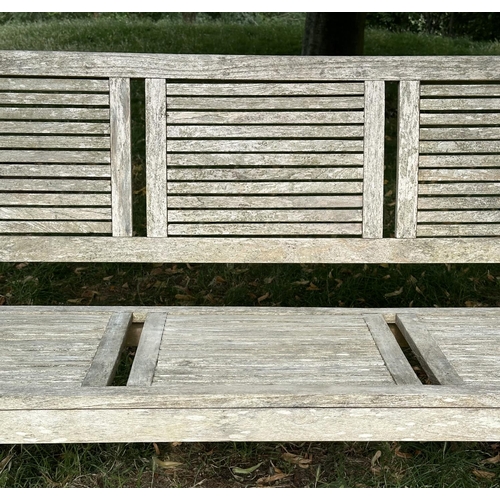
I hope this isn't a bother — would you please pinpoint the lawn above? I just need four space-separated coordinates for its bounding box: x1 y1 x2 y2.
0 15 500 487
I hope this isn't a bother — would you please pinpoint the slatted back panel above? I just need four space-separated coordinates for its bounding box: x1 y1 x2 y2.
398 82 500 238
0 78 112 235
146 79 384 238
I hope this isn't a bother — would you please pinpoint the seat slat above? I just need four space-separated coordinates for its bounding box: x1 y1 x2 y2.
421 84 500 96
0 77 109 92
0 121 110 135
0 92 109 106
419 168 500 182
419 182 500 195
420 127 500 141
420 140 500 154
0 136 110 149
421 98 500 111
0 107 109 120
0 207 111 220
0 165 111 178
418 196 500 210
417 210 500 223
0 179 111 192
0 150 110 164
0 193 111 206
0 221 112 233
167 96 364 109
420 113 500 126
420 154 500 167
417 224 500 237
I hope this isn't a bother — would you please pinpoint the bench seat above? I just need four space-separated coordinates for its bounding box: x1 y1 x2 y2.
2 306 500 443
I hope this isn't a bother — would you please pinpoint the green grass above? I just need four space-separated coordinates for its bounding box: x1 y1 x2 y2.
0 17 500 488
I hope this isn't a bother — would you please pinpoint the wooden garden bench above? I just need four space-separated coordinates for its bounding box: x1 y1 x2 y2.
1 51 500 443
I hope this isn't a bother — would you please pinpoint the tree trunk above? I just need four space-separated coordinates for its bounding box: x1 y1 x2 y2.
302 13 366 55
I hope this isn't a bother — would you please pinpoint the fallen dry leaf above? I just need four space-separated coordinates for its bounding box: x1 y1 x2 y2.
0 296 5 306
292 280 310 286
153 443 160 456
384 287 403 298
232 462 262 475
371 450 382 467
258 292 270 304
175 294 195 301
257 472 289 485
152 456 183 469
306 283 319 291
473 469 495 480
481 454 500 464
394 446 413 459
282 452 312 469
0 454 13 473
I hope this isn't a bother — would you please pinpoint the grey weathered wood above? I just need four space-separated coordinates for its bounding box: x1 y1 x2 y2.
421 98 500 111
167 96 364 110
168 209 362 223
0 136 110 149
0 92 109 106
417 224 500 237
0 179 111 192
419 169 500 182
1 236 500 263
82 312 132 387
0 150 110 164
167 125 364 139
420 154 500 167
0 121 110 135
363 314 420 385
0 207 111 220
418 211 500 224
363 80 385 238
4 52 500 81
420 140 500 154
168 223 362 236
396 314 464 386
167 153 363 166
168 181 363 195
168 195 363 209
396 81 420 239
0 107 109 120
0 221 111 233
420 127 500 140
418 196 500 210
0 193 111 206
0 77 109 91
419 183 500 195
146 78 168 237
109 78 132 237
421 84 500 96
167 139 363 153
166 111 364 125
167 82 364 96
127 313 167 386
0 165 111 178
167 167 363 182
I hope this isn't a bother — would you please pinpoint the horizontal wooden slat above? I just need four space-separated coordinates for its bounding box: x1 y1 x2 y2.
0 121 110 135
168 223 362 236
0 165 111 178
167 96 364 110
420 127 500 141
418 197 500 210
0 93 109 106
167 153 363 167
421 113 500 126
0 179 111 192
0 136 110 149
167 82 365 96
420 140 500 154
1 236 500 263
168 181 363 195
167 168 363 182
168 209 362 223
167 125 364 139
421 98 500 111
167 139 363 153
0 107 109 121
419 183 500 195
5 52 500 81
168 195 363 209
0 77 109 92
421 84 500 96
0 193 111 206
0 207 111 220
419 155 500 168
417 224 500 237
419 168 500 182
0 221 111 233
0 150 110 164
167 111 364 125
418 211 500 223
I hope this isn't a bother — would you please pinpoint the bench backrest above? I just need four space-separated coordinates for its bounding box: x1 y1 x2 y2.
0 51 499 263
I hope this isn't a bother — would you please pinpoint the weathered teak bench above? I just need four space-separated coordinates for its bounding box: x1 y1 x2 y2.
1 51 500 443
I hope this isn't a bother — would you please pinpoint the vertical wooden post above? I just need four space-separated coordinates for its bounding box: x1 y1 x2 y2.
362 80 385 238
110 78 133 237
396 81 420 238
146 79 168 237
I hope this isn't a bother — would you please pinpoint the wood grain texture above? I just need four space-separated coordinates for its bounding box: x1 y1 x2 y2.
0 165 111 178
146 78 168 237
0 92 108 106
0 136 110 150
0 179 111 192
421 84 500 96
419 183 500 195
419 155 500 167
419 169 500 182
0 107 109 120
363 80 385 238
0 121 110 135
418 210 500 224
127 313 167 386
420 140 500 154
421 98 500 111
0 221 111 233
109 78 132 237
420 127 500 141
418 196 500 210
0 193 111 206
0 150 110 164
396 314 464 386
82 312 132 387
1 236 500 263
0 77 109 91
0 207 111 220
167 125 364 139
417 224 500 237
396 81 420 238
